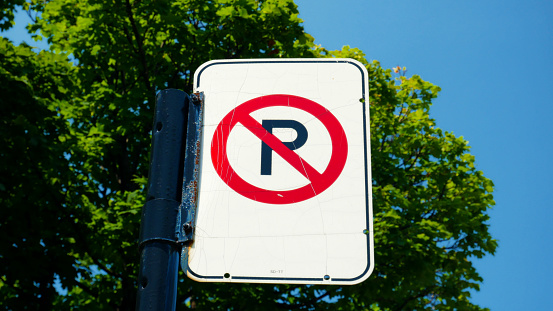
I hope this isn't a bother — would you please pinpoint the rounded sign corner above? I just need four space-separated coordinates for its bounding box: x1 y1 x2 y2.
185 269 204 283
346 58 369 77
193 59 223 90
351 261 375 286
186 267 224 283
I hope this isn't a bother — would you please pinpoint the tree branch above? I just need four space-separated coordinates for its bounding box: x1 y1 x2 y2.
124 0 152 92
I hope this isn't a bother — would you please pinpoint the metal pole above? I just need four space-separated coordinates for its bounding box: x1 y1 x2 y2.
136 89 189 310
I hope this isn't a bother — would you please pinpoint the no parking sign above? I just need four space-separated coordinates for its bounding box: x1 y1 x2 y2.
212 94 348 204
184 59 373 285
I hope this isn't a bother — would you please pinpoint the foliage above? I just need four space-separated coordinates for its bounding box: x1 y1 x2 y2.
0 0 496 310
0 37 76 308
363 58 495 310
0 0 25 30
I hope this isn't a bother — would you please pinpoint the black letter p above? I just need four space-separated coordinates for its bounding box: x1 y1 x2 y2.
260 120 308 175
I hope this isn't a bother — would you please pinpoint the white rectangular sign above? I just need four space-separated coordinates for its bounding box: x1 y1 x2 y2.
183 59 373 285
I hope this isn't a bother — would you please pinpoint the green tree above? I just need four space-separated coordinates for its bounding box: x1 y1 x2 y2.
0 37 78 309
0 0 25 30
0 0 496 310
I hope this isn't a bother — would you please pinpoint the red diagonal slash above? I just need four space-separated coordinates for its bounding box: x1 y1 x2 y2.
237 114 322 181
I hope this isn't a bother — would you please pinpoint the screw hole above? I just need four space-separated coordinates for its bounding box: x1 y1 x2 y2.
224 273 230 278
324 275 330 280
183 222 191 232
156 122 163 132
140 277 148 289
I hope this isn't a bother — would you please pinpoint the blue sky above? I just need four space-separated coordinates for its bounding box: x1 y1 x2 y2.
3 1 553 309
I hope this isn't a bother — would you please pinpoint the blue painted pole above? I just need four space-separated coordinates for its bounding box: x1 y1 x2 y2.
136 89 189 311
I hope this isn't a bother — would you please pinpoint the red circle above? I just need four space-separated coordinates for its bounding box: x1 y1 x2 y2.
211 94 348 204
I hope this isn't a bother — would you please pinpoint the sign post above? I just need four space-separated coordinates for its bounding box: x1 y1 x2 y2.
136 90 189 310
182 59 374 285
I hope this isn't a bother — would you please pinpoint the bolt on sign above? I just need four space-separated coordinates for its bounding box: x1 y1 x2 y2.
182 59 373 285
